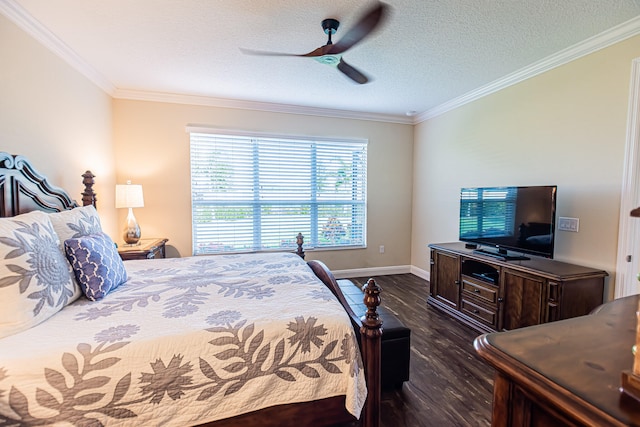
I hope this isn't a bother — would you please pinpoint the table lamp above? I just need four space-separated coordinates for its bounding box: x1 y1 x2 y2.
115 181 144 245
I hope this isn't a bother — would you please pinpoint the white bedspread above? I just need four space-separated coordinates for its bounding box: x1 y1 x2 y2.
0 253 366 426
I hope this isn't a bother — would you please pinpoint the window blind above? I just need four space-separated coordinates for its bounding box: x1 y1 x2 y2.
190 132 367 255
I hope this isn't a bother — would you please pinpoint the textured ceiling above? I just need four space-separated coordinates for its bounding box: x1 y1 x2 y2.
6 0 640 122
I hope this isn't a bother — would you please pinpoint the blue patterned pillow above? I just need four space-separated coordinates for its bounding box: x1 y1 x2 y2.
64 232 128 301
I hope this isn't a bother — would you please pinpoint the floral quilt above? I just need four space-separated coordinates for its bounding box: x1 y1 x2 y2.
0 252 366 426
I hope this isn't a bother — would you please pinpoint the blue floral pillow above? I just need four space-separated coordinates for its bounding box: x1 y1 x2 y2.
64 232 128 301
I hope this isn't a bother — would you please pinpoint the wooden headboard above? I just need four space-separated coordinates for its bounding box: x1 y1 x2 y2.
0 152 96 217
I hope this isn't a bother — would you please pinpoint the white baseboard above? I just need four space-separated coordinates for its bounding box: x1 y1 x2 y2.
332 264 429 281
410 266 430 281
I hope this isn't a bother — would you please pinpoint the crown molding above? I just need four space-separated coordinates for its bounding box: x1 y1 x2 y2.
416 14 640 123
0 0 115 94
3 0 638 125
113 89 414 124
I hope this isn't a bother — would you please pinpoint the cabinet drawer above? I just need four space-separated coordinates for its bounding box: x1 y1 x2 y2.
461 278 498 305
461 298 497 328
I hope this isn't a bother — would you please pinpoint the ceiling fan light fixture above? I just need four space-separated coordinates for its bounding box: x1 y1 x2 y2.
315 54 341 66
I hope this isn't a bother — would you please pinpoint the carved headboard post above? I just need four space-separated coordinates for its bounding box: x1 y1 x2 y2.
81 170 97 208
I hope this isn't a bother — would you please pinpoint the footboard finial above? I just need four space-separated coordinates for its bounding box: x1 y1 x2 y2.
81 171 97 208
295 233 305 259
361 278 382 427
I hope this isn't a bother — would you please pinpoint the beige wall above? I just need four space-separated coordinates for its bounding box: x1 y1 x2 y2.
113 100 414 271
412 35 640 300
0 15 116 233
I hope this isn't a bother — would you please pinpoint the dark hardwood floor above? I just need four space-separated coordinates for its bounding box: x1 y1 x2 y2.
347 274 494 427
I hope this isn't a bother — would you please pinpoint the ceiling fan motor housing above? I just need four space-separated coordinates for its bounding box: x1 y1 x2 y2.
322 18 340 35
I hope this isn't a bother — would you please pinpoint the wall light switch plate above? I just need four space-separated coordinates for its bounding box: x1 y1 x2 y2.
558 217 579 232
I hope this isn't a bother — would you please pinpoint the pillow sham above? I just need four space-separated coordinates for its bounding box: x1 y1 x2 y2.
64 232 128 301
49 205 103 243
49 205 103 295
0 210 78 339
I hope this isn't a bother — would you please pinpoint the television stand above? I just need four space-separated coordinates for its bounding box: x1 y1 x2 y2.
427 242 607 333
473 248 529 261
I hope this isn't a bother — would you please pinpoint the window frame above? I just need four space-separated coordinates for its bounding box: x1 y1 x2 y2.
188 127 368 255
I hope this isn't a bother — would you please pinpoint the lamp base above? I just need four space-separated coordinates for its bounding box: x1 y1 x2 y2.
123 208 141 245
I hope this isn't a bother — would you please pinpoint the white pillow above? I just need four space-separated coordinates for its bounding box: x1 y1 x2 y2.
48 205 104 294
49 205 103 242
0 210 79 338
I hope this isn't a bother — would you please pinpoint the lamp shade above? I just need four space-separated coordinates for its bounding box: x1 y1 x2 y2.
115 183 144 209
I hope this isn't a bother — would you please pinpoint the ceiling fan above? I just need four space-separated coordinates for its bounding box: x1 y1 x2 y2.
240 2 389 84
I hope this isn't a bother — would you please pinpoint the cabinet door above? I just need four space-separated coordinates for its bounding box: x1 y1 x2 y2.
432 250 460 309
501 269 545 330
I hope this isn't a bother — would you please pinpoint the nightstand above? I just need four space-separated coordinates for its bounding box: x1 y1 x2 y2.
117 238 168 260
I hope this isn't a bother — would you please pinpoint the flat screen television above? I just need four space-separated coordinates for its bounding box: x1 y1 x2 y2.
459 185 557 260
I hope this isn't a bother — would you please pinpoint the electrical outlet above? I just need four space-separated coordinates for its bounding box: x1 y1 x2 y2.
379 245 385 254
558 217 579 232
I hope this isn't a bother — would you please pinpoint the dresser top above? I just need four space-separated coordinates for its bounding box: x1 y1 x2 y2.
475 295 640 425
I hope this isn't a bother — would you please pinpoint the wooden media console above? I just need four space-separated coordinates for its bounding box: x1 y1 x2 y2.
428 242 608 333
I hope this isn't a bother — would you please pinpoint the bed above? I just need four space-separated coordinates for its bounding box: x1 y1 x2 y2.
0 153 382 427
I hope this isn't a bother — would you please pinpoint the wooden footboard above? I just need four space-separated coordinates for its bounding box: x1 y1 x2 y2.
307 260 382 427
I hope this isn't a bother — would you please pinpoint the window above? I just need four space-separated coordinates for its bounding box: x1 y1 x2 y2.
459 187 517 238
189 131 367 255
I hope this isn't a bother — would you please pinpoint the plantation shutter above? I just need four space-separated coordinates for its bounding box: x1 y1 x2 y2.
190 132 367 255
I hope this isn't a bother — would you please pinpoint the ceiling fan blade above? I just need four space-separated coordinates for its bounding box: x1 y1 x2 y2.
337 58 369 84
327 2 389 55
240 45 331 58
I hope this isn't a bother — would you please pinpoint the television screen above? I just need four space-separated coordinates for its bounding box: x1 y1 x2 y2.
459 185 557 259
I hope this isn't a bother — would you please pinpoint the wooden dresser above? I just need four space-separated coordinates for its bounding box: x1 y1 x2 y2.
474 295 640 426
